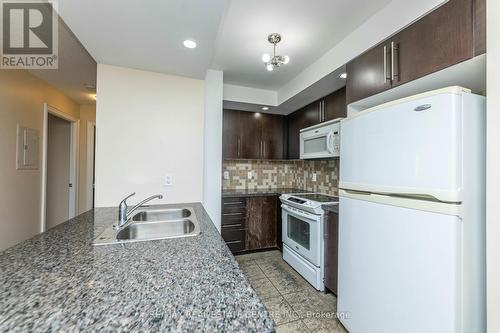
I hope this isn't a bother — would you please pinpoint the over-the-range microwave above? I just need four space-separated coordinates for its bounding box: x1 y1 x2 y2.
300 118 342 159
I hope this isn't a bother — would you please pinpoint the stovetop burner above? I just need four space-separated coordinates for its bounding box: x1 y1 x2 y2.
290 193 339 203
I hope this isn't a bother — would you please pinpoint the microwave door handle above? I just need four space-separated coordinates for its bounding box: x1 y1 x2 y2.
326 132 334 153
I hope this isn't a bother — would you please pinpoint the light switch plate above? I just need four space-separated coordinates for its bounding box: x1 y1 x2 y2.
312 173 317 182
164 174 173 186
223 171 230 180
247 171 252 180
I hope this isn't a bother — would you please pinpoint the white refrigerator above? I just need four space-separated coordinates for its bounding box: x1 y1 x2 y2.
337 87 486 333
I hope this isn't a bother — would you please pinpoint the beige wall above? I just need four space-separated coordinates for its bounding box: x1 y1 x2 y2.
95 64 205 207
78 104 96 213
0 70 80 251
486 0 500 331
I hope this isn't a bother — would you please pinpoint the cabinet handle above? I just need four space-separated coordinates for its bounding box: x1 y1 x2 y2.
222 223 243 228
226 240 242 245
391 41 398 82
223 202 244 205
260 141 263 158
237 138 241 157
383 45 389 82
223 212 244 216
263 141 266 158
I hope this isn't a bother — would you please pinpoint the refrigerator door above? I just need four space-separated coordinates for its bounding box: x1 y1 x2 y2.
338 195 461 333
340 91 463 202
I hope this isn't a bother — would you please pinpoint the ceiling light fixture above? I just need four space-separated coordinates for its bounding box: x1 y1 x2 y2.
183 39 197 49
262 33 289 72
262 106 269 111
339 72 347 79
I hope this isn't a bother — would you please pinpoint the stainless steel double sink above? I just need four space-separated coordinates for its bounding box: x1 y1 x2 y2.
93 207 201 245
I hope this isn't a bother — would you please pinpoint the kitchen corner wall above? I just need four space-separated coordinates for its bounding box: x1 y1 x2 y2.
95 64 205 207
222 159 339 195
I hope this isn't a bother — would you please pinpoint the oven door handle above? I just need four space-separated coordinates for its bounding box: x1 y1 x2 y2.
282 205 319 222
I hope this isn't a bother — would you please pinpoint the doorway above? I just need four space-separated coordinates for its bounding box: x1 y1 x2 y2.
40 104 79 231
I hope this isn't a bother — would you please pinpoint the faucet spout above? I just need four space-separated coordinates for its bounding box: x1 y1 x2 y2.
115 193 163 229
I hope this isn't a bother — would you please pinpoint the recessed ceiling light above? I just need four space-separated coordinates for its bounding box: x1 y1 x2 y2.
262 106 269 111
339 72 347 79
183 39 197 49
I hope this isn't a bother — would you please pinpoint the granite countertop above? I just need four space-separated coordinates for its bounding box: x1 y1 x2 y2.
0 203 274 332
222 188 309 198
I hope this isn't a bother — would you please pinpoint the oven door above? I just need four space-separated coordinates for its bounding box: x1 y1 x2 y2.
282 204 321 266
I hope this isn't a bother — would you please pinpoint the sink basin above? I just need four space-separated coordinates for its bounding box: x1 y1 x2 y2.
132 208 191 222
93 206 201 245
117 219 196 241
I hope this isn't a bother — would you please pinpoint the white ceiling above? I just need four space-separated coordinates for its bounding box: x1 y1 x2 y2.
57 0 227 79
50 0 396 107
29 19 97 105
212 0 391 90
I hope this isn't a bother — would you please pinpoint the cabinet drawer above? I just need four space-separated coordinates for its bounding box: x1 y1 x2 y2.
221 228 246 242
221 216 246 228
226 239 246 253
222 197 247 214
222 228 246 253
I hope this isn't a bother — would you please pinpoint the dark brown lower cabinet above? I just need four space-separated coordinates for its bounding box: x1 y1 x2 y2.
246 196 278 250
324 210 339 295
221 195 279 253
221 197 247 253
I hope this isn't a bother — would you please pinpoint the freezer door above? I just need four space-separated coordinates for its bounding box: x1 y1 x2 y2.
340 92 463 202
337 196 461 333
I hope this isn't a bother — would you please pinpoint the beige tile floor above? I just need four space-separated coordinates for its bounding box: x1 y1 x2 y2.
235 250 349 333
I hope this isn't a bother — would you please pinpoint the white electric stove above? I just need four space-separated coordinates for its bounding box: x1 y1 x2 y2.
280 193 339 291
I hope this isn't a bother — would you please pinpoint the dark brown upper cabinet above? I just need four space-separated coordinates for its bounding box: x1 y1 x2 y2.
346 42 393 104
391 0 473 88
260 113 285 160
222 109 240 159
346 0 485 104
473 0 486 56
323 86 347 122
239 111 261 159
222 109 285 160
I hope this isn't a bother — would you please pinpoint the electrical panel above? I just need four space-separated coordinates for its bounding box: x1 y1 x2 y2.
17 125 39 170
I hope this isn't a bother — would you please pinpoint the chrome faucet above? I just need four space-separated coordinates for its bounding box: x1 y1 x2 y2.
115 192 163 229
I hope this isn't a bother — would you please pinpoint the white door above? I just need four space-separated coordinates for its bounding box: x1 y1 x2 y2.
338 195 461 333
340 91 463 202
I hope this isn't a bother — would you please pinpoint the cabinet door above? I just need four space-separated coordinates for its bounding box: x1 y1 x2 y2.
260 113 284 159
323 87 346 121
239 111 261 159
473 0 485 56
346 42 391 104
324 211 339 294
222 110 240 159
392 0 473 87
286 103 321 159
246 196 278 250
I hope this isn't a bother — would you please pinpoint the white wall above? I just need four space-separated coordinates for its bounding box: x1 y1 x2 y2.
95 64 205 207
223 83 277 106
277 0 446 104
203 70 223 231
486 0 500 331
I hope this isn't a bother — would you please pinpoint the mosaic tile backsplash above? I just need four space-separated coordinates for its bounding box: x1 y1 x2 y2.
222 159 339 196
